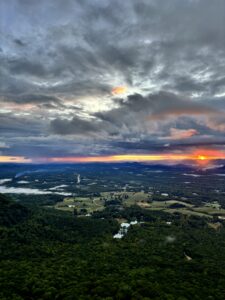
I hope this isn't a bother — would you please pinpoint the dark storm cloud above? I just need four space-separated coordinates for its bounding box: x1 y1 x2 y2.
14 39 26 47
50 117 99 136
95 92 216 125
7 58 47 77
113 139 225 153
51 91 220 138
50 114 120 137
1 0 225 100
1 0 225 158
1 94 62 105
0 113 45 137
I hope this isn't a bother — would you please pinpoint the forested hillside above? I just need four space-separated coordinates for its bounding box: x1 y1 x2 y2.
0 194 29 226
1 194 225 299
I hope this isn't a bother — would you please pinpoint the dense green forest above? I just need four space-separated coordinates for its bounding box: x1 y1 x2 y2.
1 193 225 299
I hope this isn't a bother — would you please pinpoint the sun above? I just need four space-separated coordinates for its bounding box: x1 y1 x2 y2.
197 155 207 161
196 154 210 166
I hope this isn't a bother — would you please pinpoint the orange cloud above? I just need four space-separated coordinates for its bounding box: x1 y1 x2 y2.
169 128 199 140
111 86 127 95
0 156 31 163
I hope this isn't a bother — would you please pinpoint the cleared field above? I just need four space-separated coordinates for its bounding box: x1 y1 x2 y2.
124 192 149 206
100 191 149 206
138 200 194 209
194 207 225 215
136 199 216 218
55 196 105 213
54 191 224 220
164 208 212 218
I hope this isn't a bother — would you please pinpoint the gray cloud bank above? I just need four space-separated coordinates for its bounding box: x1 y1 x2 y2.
0 0 225 159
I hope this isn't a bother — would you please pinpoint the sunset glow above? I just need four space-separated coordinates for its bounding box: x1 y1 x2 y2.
49 150 225 164
0 156 31 163
2 152 225 164
111 86 127 95
198 155 206 161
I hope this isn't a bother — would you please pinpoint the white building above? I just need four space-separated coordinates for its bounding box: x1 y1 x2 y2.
113 221 138 239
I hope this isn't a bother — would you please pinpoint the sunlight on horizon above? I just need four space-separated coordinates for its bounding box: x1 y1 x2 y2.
48 150 225 164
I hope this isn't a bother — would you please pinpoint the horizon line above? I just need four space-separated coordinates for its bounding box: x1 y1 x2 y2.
1 150 225 164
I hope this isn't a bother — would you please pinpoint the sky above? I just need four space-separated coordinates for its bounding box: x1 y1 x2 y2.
1 0 225 163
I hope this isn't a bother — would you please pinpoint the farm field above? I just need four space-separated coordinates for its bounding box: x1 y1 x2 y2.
54 190 225 219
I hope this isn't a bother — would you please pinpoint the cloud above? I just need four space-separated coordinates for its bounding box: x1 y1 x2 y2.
50 117 99 135
112 86 127 95
0 142 9 149
204 115 225 132
0 114 45 138
164 128 199 140
49 91 224 154
1 94 62 105
0 0 225 159
95 92 217 132
2 0 225 101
